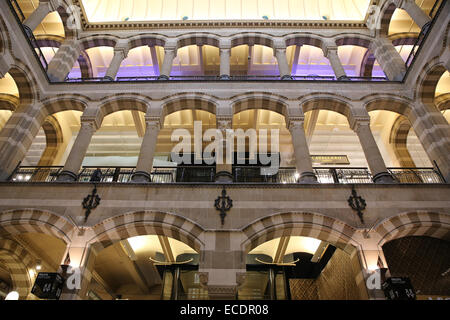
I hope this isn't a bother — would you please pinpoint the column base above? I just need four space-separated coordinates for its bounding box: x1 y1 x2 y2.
215 171 233 183
337 75 350 81
372 172 396 184
131 171 151 183
157 75 170 80
280 75 293 80
220 75 231 80
298 171 319 184
57 170 78 182
103 76 114 81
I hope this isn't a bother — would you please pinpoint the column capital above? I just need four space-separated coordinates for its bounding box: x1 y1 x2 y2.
350 116 371 132
323 45 339 58
79 117 100 131
216 116 233 130
113 45 130 58
144 117 162 130
45 0 63 11
219 39 232 50
288 117 306 131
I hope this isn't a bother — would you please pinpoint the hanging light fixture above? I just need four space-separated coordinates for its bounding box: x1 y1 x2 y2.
5 291 19 300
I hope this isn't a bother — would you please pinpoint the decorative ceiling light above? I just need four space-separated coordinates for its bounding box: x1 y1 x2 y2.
123 17 129 21
5 291 19 300
182 16 189 21
262 15 269 20
322 15 329 20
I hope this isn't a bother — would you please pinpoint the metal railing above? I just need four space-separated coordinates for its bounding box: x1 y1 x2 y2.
9 166 445 184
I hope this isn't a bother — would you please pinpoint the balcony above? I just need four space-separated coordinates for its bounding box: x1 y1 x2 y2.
8 166 445 184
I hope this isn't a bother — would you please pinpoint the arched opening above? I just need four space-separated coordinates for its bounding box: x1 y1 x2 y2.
18 0 66 38
287 44 334 78
230 44 278 77
0 72 19 130
240 235 362 300
87 234 202 300
435 71 450 123
172 44 220 78
382 236 450 299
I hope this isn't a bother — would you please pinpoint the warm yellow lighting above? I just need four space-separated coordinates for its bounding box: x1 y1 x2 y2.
5 291 20 300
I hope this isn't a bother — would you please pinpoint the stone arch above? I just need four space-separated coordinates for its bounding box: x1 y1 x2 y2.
40 96 88 121
335 34 372 48
389 115 416 167
374 211 450 246
0 94 19 111
417 60 448 105
79 35 118 51
435 93 450 111
176 33 220 49
128 35 166 49
241 212 359 255
0 240 34 299
300 94 353 123
284 33 324 49
0 13 11 54
0 209 75 244
38 115 64 166
378 1 397 36
161 94 217 121
96 96 150 125
364 94 413 117
232 93 288 119
230 33 275 48
88 211 205 253
7 61 39 105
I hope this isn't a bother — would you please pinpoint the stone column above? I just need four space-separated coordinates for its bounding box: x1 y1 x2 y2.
219 48 231 80
369 37 406 81
199 232 246 300
59 234 98 300
274 47 292 80
324 46 349 80
23 0 59 32
158 46 177 80
409 101 450 183
288 118 318 183
104 46 129 81
215 117 233 183
0 51 14 78
0 103 42 181
395 0 431 29
58 120 97 181
47 38 81 82
132 119 161 183
351 118 395 183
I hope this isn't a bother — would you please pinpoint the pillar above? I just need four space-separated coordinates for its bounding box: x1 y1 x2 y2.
409 101 450 183
131 119 161 182
0 51 14 78
324 46 349 80
104 46 129 81
369 37 406 81
0 103 42 181
288 118 318 183
274 47 292 80
59 235 98 300
158 46 177 80
395 0 431 29
23 0 59 32
351 118 395 183
57 119 97 181
215 117 233 183
219 48 231 80
47 39 81 82
199 232 246 300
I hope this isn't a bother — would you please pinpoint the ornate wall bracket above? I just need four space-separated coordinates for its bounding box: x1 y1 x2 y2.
347 185 366 224
214 187 233 226
82 185 101 222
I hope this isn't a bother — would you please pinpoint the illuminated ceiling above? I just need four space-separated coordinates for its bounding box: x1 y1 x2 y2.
80 0 371 23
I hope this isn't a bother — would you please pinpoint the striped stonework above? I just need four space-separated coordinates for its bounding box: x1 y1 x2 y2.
435 93 450 111
390 34 420 46
0 14 12 54
88 211 205 253
161 95 217 122
46 39 82 82
0 239 34 299
369 36 407 81
37 115 63 166
241 212 358 255
7 62 38 105
79 35 117 50
364 95 412 116
375 211 450 246
97 96 150 125
300 95 353 122
360 50 377 77
335 35 372 48
0 93 19 111
177 33 220 49
232 93 288 118
128 35 166 49
230 33 274 48
389 115 416 167
417 62 447 105
378 1 397 36
284 34 324 49
54 4 78 39
0 209 75 244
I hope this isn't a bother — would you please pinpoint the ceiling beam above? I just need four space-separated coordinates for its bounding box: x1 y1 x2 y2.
132 110 145 138
273 236 290 264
